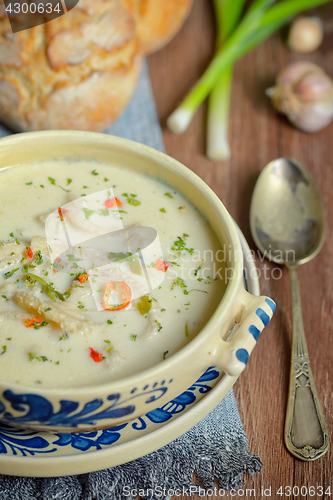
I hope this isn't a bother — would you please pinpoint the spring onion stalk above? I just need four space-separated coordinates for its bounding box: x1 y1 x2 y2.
207 0 247 160
167 0 331 136
207 67 233 160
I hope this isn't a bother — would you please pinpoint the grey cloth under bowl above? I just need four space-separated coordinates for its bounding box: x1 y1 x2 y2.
0 60 261 500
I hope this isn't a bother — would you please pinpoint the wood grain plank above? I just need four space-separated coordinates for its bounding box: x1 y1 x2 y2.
148 1 333 498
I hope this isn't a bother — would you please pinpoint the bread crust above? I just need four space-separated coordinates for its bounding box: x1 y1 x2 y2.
122 0 192 54
0 0 143 132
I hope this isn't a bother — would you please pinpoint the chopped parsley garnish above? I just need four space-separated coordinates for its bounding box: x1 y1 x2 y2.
92 170 99 176
160 208 166 213
33 321 48 330
1 346 7 354
67 254 81 262
9 232 14 238
59 186 70 192
165 193 173 198
48 177 56 185
155 320 162 332
82 208 95 219
127 198 141 206
40 185 44 188
29 353 48 362
171 277 187 291
122 193 141 206
44 308 51 312
107 320 113 325
77 302 85 309
26 182 33 185
1 295 8 301
171 234 194 256
108 251 142 276
4 268 19 279
59 333 68 341
194 266 201 276
104 341 113 353
137 296 152 315
35 250 43 265
104 177 109 182
130 334 137 341
67 178 72 185
185 324 189 337
163 350 169 359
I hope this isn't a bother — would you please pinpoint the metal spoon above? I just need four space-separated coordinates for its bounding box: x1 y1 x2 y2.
250 157 329 461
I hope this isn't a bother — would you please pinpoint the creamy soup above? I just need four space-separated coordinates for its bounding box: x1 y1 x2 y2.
0 160 227 388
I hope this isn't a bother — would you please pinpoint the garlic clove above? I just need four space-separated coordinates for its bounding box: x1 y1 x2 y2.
294 71 333 103
267 61 333 133
288 16 324 53
277 61 320 87
266 85 300 119
289 102 333 133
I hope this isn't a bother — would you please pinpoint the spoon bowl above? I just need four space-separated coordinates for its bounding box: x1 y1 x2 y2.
250 157 329 461
250 157 326 266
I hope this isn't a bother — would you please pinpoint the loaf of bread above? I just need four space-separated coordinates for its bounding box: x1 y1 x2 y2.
121 0 192 54
0 0 142 132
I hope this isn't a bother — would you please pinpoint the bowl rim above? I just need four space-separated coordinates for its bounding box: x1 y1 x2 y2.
0 130 243 396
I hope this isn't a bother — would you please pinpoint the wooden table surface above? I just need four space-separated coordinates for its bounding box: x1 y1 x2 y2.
148 1 333 498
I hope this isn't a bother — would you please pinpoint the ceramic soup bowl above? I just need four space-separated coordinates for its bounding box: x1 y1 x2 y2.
0 131 275 432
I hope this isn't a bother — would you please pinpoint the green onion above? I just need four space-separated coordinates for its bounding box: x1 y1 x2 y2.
25 274 66 302
207 0 247 160
167 0 331 146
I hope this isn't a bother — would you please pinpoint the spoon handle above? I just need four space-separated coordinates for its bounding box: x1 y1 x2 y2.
285 268 329 461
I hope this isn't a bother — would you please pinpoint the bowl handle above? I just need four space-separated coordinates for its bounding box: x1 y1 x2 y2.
217 289 276 377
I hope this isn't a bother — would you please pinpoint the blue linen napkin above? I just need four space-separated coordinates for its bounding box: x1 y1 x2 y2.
0 60 261 499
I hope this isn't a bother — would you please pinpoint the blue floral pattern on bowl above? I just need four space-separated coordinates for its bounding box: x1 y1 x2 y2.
0 382 172 429
0 367 220 456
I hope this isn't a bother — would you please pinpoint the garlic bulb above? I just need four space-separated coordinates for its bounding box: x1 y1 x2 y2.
266 62 333 133
288 16 324 53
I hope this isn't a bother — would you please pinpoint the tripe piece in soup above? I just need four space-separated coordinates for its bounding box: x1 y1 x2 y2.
0 160 227 388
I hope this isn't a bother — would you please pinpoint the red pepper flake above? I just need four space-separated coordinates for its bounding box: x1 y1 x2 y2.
23 317 42 328
104 198 122 209
103 281 131 311
154 259 170 272
58 207 69 221
78 273 88 284
90 347 103 363
25 247 33 259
